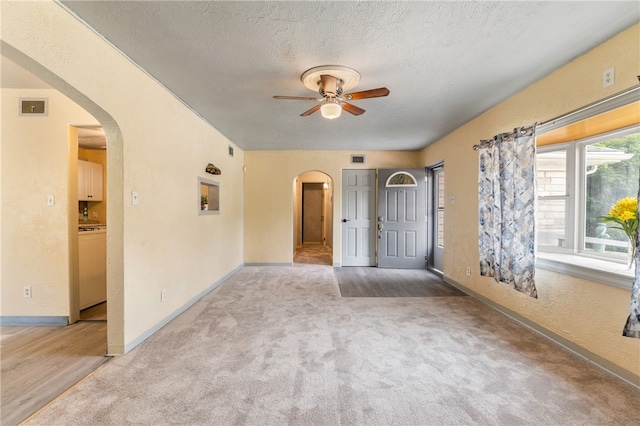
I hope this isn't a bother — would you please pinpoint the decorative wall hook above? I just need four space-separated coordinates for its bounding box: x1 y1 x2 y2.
205 163 221 175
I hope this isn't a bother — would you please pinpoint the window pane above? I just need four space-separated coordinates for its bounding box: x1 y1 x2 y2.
387 172 417 186
584 132 640 257
538 199 567 248
537 150 567 196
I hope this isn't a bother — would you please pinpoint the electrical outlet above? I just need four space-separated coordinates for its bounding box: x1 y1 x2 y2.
23 286 32 298
603 67 615 88
466 267 471 276
161 288 167 302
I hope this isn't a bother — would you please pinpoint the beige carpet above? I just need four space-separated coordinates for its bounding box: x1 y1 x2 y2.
26 265 639 425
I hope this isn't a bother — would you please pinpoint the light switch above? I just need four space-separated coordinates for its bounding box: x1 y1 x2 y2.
47 195 55 206
131 191 138 205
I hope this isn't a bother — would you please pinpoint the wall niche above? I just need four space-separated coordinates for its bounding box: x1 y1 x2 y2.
198 177 220 215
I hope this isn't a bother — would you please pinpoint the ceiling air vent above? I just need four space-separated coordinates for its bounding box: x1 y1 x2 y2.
228 145 234 157
351 155 365 164
20 98 47 116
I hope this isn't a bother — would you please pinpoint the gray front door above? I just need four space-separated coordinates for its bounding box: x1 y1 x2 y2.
341 169 376 266
377 169 426 269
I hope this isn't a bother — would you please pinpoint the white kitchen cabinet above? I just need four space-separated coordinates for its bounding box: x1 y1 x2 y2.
78 160 103 201
78 230 107 310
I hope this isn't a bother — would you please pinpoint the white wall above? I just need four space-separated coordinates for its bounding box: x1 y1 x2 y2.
2 1 245 354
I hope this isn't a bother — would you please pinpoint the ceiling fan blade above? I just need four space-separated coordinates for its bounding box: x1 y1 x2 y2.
273 95 320 101
343 87 390 100
300 104 321 116
342 103 365 116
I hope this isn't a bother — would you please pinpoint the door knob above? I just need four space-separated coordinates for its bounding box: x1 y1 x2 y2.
342 219 349 223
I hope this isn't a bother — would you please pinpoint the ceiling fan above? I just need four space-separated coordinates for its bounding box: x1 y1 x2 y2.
273 65 390 119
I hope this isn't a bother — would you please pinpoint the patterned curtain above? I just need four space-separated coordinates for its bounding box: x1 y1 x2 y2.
622 183 640 338
478 126 537 298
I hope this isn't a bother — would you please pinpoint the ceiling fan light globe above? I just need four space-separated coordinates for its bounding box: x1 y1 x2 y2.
320 103 342 119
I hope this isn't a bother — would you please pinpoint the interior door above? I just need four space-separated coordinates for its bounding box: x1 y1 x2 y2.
302 183 323 243
377 168 426 269
341 169 376 266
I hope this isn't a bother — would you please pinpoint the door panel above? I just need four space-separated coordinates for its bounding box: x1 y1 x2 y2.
341 169 376 266
378 168 426 269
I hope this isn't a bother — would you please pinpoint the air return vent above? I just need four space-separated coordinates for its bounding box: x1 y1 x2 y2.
350 155 365 164
20 98 47 116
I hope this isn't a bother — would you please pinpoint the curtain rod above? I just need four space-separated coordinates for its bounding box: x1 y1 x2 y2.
473 82 640 151
472 125 536 151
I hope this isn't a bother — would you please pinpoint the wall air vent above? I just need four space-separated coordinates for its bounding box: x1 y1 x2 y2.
20 98 48 116
228 145 234 157
350 155 365 164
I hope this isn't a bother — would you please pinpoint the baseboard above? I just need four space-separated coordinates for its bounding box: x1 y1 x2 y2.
244 262 293 266
0 316 68 326
443 276 640 389
121 264 244 355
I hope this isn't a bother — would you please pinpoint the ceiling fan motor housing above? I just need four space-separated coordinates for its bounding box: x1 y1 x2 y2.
319 76 344 98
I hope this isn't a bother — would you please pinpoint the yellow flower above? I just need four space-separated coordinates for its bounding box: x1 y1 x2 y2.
600 197 638 247
608 197 638 222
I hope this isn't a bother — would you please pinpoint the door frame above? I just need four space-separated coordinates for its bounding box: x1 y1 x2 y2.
426 161 444 276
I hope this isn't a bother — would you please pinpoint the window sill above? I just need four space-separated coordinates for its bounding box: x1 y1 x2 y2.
537 252 634 290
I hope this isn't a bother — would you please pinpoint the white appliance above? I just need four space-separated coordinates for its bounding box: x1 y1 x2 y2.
78 225 106 310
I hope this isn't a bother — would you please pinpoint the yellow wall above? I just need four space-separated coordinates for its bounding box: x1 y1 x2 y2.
2 1 245 354
419 24 640 380
244 151 420 264
1 89 99 318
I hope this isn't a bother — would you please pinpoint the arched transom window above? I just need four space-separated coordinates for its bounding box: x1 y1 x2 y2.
385 171 417 187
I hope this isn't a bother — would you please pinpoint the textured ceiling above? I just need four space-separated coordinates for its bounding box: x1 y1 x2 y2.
45 2 640 150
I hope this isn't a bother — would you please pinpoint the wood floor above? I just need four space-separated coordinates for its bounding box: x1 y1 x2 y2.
1 315 109 425
293 244 333 266
335 267 468 297
79 301 108 321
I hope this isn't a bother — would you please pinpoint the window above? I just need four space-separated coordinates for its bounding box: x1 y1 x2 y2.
386 171 417 187
537 125 639 264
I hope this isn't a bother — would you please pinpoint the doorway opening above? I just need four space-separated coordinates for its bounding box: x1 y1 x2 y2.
75 125 108 323
293 171 334 266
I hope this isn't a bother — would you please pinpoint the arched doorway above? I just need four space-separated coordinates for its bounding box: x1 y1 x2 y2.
293 171 334 265
2 44 125 354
